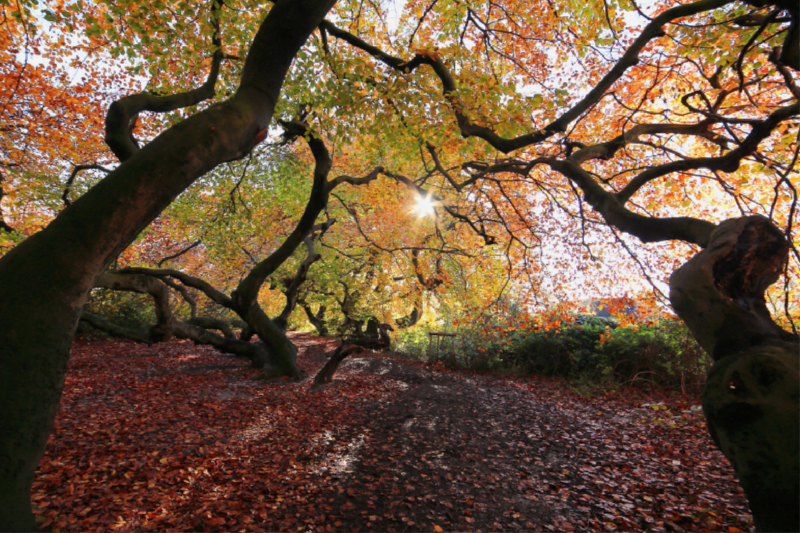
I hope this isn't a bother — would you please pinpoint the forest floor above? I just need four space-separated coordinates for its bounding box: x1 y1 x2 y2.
32 334 754 533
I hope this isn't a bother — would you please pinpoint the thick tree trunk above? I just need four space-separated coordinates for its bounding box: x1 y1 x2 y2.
240 323 256 342
0 1 335 529
670 216 799 532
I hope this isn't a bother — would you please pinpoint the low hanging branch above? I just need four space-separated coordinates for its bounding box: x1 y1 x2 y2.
87 271 273 365
62 164 112 207
313 324 393 385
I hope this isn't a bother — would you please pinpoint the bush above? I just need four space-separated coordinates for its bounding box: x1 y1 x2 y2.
507 320 710 393
395 313 711 395
84 288 157 331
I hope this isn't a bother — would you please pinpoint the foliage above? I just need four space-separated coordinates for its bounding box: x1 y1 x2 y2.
507 319 711 393
397 307 711 394
34 336 753 532
83 288 157 331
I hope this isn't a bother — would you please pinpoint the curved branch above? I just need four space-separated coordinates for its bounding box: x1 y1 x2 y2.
186 317 236 339
616 102 800 204
233 121 333 307
569 121 717 164
299 299 328 336
116 267 234 309
322 0 735 153
326 166 383 192
547 159 717 246
273 219 336 330
160 277 198 319
62 164 112 207
104 1 225 162
94 272 175 341
157 239 202 267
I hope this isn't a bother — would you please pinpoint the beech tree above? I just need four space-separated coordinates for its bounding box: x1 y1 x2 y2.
1 0 798 531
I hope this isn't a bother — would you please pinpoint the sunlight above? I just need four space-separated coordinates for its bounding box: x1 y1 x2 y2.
412 191 436 218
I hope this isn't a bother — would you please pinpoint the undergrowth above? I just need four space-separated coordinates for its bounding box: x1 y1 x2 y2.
395 316 710 395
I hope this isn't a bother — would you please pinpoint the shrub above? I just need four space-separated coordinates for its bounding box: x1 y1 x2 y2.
84 288 157 331
508 320 710 393
396 313 711 395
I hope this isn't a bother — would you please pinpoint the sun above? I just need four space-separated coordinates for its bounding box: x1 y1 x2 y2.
413 191 436 218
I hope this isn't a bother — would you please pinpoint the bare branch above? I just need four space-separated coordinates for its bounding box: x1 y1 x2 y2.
157 239 202 267
62 164 112 207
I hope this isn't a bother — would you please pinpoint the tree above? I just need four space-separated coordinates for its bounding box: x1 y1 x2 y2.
0 0 339 528
1 0 798 531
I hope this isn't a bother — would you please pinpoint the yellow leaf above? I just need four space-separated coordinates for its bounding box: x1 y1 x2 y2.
434 525 444 532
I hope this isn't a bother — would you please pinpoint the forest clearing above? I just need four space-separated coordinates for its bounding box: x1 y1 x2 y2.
32 335 752 533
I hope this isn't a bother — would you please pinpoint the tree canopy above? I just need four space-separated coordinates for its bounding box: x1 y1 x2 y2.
2 0 797 326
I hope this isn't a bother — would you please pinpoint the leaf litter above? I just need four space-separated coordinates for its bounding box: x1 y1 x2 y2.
32 334 753 532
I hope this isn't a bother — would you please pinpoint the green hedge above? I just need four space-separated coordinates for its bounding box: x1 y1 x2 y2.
396 316 711 394
507 319 710 392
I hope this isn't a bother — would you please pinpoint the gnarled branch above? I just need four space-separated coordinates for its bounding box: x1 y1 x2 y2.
321 0 735 153
104 0 225 162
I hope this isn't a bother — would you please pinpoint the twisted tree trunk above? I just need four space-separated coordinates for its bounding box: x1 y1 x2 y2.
670 216 799 532
0 1 336 529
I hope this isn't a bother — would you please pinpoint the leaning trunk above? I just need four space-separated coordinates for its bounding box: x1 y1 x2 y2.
0 1 335 528
670 215 799 532
313 344 361 385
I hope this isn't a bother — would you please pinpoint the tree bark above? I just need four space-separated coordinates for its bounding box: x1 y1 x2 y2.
0 1 336 529
313 344 363 385
187 317 236 339
670 216 799 532
314 324 392 385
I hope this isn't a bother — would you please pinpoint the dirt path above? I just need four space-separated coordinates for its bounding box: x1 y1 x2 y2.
294 334 751 533
32 334 753 532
